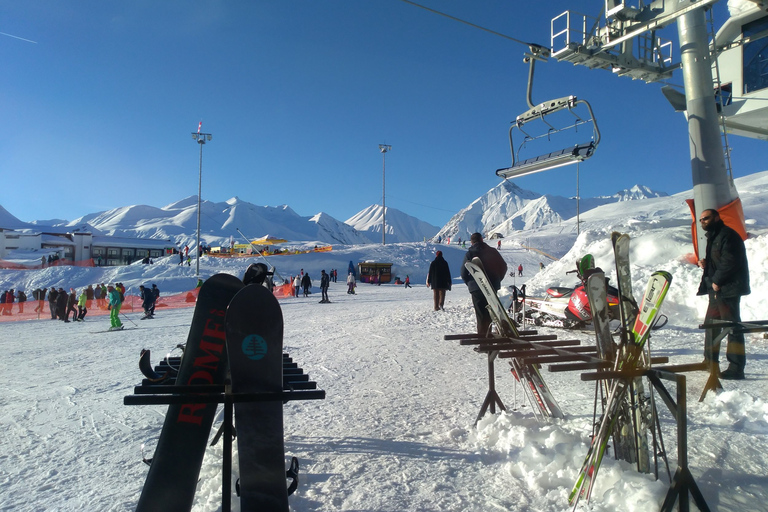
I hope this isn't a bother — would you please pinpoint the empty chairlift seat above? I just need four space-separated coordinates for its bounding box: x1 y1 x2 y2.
496 95 600 180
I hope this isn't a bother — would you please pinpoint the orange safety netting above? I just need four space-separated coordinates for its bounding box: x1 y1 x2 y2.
0 258 95 270
0 284 297 323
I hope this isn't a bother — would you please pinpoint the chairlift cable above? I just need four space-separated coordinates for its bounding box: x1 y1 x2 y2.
397 0 542 49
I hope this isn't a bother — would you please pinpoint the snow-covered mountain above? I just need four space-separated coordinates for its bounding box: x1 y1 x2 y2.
0 182 666 249
63 196 373 247
436 180 669 241
345 205 440 243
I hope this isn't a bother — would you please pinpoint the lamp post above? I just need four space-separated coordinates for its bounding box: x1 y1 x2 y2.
379 144 391 245
191 130 212 278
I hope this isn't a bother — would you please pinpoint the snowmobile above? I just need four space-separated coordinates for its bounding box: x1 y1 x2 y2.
517 255 622 329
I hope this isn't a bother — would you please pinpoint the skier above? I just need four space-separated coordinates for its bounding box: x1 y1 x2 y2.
293 275 301 297
107 285 123 330
77 289 88 321
301 273 312 297
151 284 160 315
56 288 68 322
518 264 523 277
47 287 58 319
427 250 452 311
16 290 25 314
319 270 330 303
139 285 155 319
497 240 501 250
66 288 79 322
404 275 411 288
346 272 356 294
460 233 507 335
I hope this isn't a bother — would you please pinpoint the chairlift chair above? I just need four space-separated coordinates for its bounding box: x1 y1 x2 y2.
496 94 601 179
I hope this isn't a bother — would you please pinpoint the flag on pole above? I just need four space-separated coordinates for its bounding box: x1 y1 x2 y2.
197 121 202 134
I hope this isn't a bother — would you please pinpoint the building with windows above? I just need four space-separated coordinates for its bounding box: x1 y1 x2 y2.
715 6 768 140
0 227 176 267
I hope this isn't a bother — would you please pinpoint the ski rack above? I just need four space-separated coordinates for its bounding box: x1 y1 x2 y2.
125 352 326 512
698 319 768 401
582 368 711 512
443 330 571 424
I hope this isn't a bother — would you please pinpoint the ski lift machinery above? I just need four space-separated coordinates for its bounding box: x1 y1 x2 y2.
496 44 601 180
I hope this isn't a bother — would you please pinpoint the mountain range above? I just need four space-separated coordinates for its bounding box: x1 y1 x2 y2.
0 182 667 247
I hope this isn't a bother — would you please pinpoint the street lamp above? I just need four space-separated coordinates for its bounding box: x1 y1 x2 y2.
379 144 391 245
191 130 212 278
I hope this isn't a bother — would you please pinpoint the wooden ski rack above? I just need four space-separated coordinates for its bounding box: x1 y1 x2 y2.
698 319 768 401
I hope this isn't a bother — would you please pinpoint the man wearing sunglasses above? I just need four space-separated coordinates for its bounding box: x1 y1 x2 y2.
697 209 750 380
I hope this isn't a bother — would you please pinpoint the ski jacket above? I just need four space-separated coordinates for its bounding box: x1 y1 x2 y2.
697 220 750 298
460 242 508 293
67 293 77 308
301 274 312 288
48 289 58 302
427 255 452 291
347 274 355 285
78 293 87 307
108 289 122 307
320 273 329 288
293 277 301 287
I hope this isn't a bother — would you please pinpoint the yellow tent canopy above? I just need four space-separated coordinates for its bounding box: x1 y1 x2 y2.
250 235 288 245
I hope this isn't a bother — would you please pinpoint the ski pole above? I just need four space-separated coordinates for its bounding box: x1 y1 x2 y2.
121 310 138 326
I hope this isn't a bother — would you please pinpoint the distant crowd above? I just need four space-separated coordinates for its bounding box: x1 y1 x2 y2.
0 283 160 328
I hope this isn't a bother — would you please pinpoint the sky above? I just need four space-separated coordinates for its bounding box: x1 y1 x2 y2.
1 0 765 228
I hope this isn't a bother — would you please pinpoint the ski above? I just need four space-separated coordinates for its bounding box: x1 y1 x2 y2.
586 272 615 362
465 258 563 419
136 273 244 512
611 232 651 473
570 270 672 507
225 283 291 511
90 326 135 334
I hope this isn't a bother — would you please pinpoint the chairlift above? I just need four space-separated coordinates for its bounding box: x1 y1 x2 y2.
496 46 601 180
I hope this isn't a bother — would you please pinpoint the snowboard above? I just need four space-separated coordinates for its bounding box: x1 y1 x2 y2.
136 273 244 512
225 283 290 511
465 258 563 419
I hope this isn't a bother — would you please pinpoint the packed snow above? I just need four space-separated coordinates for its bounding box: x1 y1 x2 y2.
2 171 768 511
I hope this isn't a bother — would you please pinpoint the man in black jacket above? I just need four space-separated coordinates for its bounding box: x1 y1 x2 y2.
460 232 508 335
427 250 452 311
697 209 750 380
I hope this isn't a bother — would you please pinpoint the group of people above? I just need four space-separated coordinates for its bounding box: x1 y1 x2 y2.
288 269 335 303
1 289 26 315
0 282 162 331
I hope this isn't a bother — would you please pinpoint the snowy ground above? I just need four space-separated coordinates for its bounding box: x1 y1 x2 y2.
4 171 768 511
2 261 768 511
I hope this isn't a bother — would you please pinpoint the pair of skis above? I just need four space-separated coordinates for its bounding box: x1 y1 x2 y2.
464 258 563 419
571 233 671 507
136 274 294 512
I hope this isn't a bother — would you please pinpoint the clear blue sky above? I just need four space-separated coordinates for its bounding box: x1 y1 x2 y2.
1 1 764 227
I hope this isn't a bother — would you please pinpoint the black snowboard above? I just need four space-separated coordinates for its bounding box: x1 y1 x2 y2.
136 273 244 512
225 283 289 511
